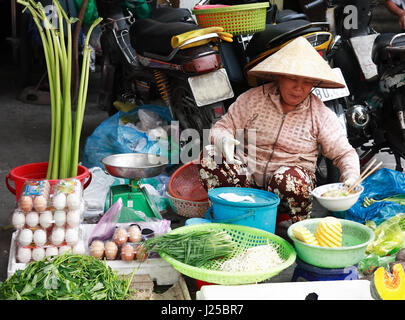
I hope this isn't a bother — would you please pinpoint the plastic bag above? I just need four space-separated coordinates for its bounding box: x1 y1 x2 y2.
358 253 396 275
88 198 123 246
82 105 174 169
345 168 405 225
366 214 405 256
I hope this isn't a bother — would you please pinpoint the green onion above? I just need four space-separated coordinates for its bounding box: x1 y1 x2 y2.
142 230 237 267
17 0 102 179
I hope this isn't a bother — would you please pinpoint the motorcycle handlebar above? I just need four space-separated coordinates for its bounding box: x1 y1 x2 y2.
304 0 325 11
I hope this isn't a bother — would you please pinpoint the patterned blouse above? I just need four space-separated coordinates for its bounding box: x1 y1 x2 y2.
208 82 360 187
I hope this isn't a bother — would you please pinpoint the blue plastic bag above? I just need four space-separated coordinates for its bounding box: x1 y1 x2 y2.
82 105 173 169
345 168 405 225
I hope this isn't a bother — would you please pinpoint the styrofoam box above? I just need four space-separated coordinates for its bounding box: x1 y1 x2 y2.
196 280 374 300
8 224 180 286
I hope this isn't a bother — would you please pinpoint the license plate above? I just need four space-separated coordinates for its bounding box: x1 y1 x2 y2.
188 68 234 107
312 68 350 102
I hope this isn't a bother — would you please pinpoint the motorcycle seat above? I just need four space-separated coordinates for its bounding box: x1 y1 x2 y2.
275 10 308 23
245 19 323 59
372 33 405 65
149 7 193 23
130 18 200 57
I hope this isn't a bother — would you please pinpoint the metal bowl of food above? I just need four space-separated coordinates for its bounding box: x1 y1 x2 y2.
102 153 169 179
311 182 364 212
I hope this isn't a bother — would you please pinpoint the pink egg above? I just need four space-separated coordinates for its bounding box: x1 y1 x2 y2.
34 196 47 212
20 196 33 212
121 244 135 261
113 228 128 246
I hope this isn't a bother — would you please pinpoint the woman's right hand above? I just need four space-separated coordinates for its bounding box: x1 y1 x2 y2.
222 136 242 165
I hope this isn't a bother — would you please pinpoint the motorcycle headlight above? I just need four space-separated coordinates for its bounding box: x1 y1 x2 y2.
346 104 370 129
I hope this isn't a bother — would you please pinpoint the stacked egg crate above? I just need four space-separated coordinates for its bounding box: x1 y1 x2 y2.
10 179 86 265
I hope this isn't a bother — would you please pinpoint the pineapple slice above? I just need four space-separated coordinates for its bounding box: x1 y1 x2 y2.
314 217 342 247
292 225 319 246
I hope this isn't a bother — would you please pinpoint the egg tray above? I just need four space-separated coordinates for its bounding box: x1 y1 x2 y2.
8 225 86 277
82 224 180 286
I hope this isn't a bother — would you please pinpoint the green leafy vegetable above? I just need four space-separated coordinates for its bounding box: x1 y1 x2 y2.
0 253 136 300
363 194 405 208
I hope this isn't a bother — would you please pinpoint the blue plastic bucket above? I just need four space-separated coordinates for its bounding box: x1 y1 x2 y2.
205 187 280 233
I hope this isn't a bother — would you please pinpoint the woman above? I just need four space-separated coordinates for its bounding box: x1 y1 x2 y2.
198 37 360 225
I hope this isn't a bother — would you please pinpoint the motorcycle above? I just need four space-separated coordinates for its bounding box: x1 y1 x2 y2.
324 0 405 173
96 0 234 135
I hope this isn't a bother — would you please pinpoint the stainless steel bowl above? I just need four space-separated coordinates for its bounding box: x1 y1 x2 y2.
101 153 168 179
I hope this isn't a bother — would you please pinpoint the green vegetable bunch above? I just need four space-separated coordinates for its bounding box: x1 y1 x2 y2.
17 0 102 179
363 194 405 208
142 230 237 267
0 254 135 300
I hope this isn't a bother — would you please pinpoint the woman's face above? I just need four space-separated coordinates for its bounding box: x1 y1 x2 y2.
277 75 317 107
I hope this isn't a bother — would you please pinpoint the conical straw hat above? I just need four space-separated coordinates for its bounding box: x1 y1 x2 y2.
247 36 346 89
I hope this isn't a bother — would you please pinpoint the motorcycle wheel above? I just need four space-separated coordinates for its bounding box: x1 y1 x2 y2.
170 82 212 134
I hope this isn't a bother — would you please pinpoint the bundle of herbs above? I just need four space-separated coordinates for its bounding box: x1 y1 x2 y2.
17 0 102 179
141 229 237 267
0 253 135 300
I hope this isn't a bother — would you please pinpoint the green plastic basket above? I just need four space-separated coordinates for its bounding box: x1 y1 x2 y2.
158 223 296 285
287 218 375 269
192 3 269 36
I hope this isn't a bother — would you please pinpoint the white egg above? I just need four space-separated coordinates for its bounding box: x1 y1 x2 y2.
33 229 47 246
17 247 31 263
45 246 59 258
12 211 25 229
66 210 81 228
79 200 85 215
39 211 53 229
51 227 65 245
25 211 39 228
54 210 66 227
58 245 72 255
32 247 45 261
53 193 67 210
67 193 81 210
19 229 33 246
65 227 79 246
72 241 85 255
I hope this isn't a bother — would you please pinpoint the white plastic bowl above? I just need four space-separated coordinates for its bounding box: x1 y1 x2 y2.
311 183 364 212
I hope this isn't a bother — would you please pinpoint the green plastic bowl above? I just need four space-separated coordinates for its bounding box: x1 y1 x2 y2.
287 218 375 269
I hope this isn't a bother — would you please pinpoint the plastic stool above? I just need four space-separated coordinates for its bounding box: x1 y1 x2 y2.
292 257 358 282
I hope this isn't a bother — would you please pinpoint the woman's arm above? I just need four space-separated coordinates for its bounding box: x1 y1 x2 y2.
208 89 253 149
317 108 360 182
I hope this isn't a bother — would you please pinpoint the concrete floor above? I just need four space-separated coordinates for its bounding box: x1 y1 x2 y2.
0 0 404 291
